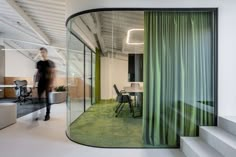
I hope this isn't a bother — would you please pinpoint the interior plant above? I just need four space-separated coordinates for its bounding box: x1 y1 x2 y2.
54 85 66 92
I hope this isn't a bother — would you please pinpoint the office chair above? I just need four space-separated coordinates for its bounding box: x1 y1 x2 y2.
113 84 134 117
14 80 33 105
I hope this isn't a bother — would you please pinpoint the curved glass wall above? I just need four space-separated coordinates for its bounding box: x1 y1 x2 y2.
66 10 218 148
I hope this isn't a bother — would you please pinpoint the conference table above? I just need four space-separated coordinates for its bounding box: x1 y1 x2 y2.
123 86 143 93
123 86 143 117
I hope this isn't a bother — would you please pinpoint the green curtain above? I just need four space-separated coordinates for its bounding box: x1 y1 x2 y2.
143 11 217 147
95 48 101 103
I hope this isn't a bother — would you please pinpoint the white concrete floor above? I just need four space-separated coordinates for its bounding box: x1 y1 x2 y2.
0 103 186 157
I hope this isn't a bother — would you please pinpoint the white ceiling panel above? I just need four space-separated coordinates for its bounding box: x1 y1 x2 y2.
0 0 67 75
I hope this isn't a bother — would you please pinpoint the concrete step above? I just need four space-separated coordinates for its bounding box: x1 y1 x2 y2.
200 126 236 157
181 137 223 157
219 116 236 136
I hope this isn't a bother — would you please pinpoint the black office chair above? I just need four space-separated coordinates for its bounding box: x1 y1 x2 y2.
14 80 33 105
113 84 134 117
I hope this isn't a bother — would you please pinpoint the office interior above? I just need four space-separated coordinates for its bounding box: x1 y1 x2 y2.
0 39 67 117
3 0 236 157
66 10 217 148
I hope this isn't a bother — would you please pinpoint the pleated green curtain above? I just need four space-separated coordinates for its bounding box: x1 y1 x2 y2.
143 11 217 147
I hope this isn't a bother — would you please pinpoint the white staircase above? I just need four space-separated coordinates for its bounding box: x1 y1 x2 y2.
180 116 236 157
218 116 236 136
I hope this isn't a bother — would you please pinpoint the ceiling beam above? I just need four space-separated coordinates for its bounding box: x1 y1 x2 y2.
106 48 129 55
4 40 36 62
92 13 106 54
0 17 41 42
54 50 66 65
106 47 143 54
122 37 126 53
79 13 106 54
4 41 66 74
16 0 66 7
72 18 97 51
6 0 50 45
17 1 65 11
33 52 40 60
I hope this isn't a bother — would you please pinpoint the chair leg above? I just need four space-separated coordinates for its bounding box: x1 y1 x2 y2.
116 103 125 117
19 99 23 105
134 96 137 107
128 101 135 117
115 103 122 113
18 97 23 105
128 101 132 113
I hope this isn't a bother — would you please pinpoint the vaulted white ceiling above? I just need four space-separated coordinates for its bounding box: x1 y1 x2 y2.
74 11 144 56
0 0 144 77
0 0 66 75
99 11 144 54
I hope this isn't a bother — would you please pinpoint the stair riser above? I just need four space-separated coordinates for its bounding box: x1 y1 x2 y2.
219 117 236 136
200 128 236 157
180 139 200 157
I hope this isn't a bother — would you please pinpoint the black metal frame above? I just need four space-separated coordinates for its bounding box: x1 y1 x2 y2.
69 31 96 113
214 9 218 125
66 8 219 26
66 8 218 149
83 44 86 112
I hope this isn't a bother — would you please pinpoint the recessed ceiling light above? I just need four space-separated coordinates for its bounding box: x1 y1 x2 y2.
126 29 144 45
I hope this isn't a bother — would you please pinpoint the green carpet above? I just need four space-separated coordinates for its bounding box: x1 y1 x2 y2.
69 101 144 147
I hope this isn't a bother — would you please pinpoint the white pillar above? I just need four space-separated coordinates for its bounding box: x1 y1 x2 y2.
0 45 5 98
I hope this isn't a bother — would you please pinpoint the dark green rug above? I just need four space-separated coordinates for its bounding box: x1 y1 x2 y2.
69 101 144 147
0 98 46 118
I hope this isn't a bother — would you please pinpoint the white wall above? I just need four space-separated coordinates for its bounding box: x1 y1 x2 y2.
101 55 143 100
5 46 36 77
217 1 236 117
101 55 130 99
100 57 111 99
66 0 236 116
0 45 5 98
4 45 66 78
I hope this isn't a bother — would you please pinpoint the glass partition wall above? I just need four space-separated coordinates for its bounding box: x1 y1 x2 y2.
66 18 95 138
66 10 218 148
85 46 92 110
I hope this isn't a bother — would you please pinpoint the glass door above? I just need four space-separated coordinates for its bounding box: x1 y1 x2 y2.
92 52 96 104
67 28 85 126
85 46 92 110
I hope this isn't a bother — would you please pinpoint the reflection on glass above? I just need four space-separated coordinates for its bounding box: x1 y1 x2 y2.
67 19 85 138
85 46 92 110
92 52 96 104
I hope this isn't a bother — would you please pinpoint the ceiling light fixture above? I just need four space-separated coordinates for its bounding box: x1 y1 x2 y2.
126 28 144 45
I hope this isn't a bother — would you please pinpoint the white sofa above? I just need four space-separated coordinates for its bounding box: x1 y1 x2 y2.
0 103 17 129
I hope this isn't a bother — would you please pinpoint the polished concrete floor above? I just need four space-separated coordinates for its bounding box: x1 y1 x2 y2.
0 102 186 157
